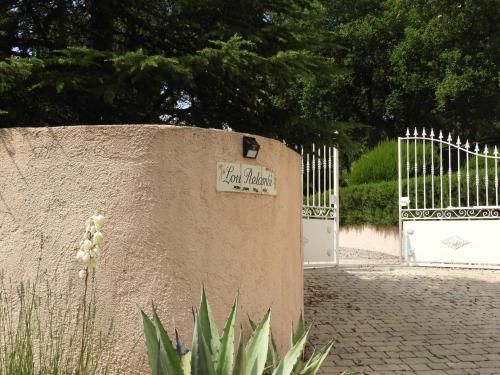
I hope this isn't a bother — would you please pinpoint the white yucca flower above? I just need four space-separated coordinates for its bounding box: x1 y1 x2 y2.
77 213 105 278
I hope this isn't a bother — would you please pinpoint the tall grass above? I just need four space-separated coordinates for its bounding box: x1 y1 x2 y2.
0 260 114 374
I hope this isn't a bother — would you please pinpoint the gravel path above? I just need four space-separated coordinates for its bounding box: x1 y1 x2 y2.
338 247 400 265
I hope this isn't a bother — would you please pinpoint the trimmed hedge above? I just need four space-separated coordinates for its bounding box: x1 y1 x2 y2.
349 140 437 185
340 168 496 226
340 180 398 226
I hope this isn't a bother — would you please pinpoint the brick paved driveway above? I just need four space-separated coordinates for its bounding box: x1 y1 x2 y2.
305 266 500 375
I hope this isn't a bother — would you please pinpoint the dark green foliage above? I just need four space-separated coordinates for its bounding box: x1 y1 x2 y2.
341 167 498 226
0 0 341 146
1 0 499 149
340 180 398 226
285 0 500 149
349 140 438 185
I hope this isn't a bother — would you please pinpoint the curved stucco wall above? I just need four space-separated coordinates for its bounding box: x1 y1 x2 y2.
0 125 303 373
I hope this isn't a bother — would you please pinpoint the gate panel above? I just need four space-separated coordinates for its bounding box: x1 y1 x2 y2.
303 219 337 264
403 220 500 267
398 128 500 268
301 145 339 266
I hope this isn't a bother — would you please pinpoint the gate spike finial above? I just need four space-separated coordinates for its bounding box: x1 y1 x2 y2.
447 132 452 142
484 145 489 155
465 140 470 149
494 146 498 156
475 143 480 153
438 130 443 139
430 129 435 138
312 143 315 153
406 128 410 137
413 127 418 137
456 136 461 146
422 128 427 136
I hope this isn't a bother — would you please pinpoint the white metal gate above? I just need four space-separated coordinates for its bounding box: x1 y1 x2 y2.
301 144 339 266
398 128 500 268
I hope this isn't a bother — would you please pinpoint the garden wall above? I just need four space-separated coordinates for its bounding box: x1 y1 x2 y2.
340 225 400 257
0 125 303 374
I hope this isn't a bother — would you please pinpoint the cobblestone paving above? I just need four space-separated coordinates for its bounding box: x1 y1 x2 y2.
305 266 500 375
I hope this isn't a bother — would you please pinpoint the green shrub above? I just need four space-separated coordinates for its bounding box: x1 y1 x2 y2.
340 167 498 226
349 140 437 185
142 289 341 375
340 180 398 226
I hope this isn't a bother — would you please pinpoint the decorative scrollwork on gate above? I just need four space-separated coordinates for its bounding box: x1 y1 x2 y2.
302 206 337 219
401 208 500 220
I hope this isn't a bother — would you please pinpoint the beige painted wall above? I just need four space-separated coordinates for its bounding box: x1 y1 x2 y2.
0 125 303 373
340 225 400 257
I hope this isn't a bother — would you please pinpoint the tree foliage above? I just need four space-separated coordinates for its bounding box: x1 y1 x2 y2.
0 0 499 148
0 0 338 144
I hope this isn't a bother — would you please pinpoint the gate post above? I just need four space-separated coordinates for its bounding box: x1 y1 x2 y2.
334 147 340 265
398 137 403 263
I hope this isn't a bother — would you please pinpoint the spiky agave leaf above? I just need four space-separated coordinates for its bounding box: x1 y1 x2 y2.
268 329 280 369
291 313 305 347
199 288 221 364
299 340 335 375
232 328 246 375
181 352 192 375
191 312 216 375
152 306 184 375
176 328 190 356
216 295 239 375
245 309 271 375
291 316 306 374
249 315 279 373
142 310 165 375
272 330 308 375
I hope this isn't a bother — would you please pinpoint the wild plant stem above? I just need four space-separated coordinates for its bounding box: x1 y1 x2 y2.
80 268 89 372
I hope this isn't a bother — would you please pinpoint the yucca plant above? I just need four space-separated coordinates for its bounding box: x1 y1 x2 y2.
142 289 336 375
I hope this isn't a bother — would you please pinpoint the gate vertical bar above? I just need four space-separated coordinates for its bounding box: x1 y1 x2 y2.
485 145 489 206
466 140 470 207
406 129 410 206
457 137 461 207
431 129 435 208
317 148 322 207
398 137 403 262
323 145 327 206
475 143 480 206
312 144 316 207
306 153 310 206
448 133 452 207
301 147 304 201
439 131 443 209
334 146 340 265
414 128 418 209
495 146 499 206
422 128 427 209
328 147 332 206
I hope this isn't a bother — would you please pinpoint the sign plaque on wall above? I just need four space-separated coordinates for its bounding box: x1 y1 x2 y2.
216 161 277 196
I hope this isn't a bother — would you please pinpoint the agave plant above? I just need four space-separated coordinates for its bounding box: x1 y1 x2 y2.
141 289 336 375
